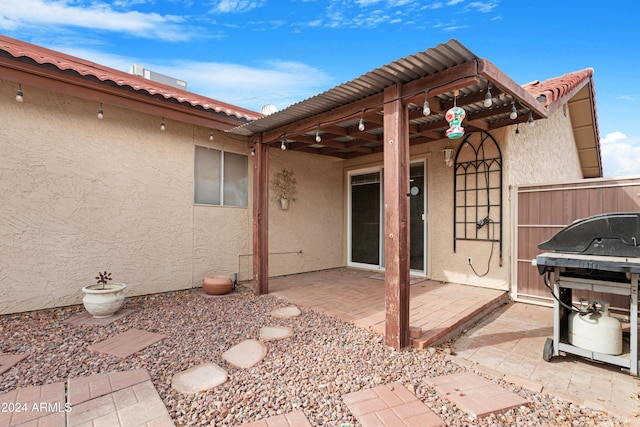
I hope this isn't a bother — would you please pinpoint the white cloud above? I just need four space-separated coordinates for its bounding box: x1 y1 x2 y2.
169 60 333 111
0 0 192 41
601 131 628 144
600 132 640 178
355 0 382 5
211 0 265 13
55 47 332 112
467 1 498 13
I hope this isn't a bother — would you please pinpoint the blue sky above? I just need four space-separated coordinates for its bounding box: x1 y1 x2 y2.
1 0 638 177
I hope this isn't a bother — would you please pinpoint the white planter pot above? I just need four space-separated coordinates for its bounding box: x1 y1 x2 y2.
81 283 127 318
279 198 289 210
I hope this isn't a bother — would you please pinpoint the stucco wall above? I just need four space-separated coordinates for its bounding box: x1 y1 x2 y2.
266 150 345 277
342 107 583 292
0 77 586 313
0 81 251 314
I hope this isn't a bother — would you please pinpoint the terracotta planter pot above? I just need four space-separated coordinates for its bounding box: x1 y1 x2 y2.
203 275 233 295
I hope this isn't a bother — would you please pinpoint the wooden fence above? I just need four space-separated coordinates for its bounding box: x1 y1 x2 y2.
513 177 640 310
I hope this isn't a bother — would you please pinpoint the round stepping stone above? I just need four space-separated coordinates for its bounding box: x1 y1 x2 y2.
270 305 301 319
260 326 294 341
222 339 267 369
171 362 227 394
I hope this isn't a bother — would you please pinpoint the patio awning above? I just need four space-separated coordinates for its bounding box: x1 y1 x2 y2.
227 39 549 159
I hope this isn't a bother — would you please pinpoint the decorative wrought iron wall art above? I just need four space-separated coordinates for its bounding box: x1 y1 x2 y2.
453 131 503 261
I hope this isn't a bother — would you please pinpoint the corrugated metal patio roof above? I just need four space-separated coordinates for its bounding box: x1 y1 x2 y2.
228 39 601 177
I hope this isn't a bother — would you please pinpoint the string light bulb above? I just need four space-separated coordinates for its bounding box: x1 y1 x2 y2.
484 83 493 108
528 111 535 127
160 118 166 131
209 130 214 141
423 90 431 116
315 126 321 143
251 146 256 156
97 103 104 120
281 135 287 150
509 103 517 120
15 84 23 102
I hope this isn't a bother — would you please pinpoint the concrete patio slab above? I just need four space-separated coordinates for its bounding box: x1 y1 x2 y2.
270 306 301 319
222 339 268 369
0 382 66 427
64 309 134 326
0 353 28 375
425 372 528 420
238 410 313 426
67 368 151 405
259 326 294 341
68 379 174 426
0 369 174 427
88 328 165 358
343 382 445 427
171 362 228 394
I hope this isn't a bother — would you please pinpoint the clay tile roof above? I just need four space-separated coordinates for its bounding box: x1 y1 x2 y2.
522 68 594 106
523 68 601 178
0 35 261 122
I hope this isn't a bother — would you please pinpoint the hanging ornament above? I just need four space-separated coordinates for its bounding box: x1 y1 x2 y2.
445 90 466 139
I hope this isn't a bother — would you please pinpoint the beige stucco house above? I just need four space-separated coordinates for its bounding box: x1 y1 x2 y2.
0 36 600 345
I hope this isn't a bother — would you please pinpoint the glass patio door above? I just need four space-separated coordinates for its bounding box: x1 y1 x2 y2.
409 163 426 272
348 162 427 274
350 171 381 266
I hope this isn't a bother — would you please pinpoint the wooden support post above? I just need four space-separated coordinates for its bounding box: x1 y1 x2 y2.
383 84 411 349
252 137 269 295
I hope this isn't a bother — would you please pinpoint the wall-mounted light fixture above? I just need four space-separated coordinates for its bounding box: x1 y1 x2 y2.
442 141 454 167
15 84 23 102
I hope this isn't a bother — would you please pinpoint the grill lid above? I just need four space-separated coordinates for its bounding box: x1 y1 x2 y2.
538 212 640 257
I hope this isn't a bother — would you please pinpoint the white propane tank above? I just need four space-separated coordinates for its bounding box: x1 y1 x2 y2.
568 301 622 355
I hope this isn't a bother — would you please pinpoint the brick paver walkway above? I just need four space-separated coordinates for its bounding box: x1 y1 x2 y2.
0 369 173 427
425 372 528 420
239 410 313 426
88 328 165 358
451 302 640 419
0 353 27 375
343 382 445 427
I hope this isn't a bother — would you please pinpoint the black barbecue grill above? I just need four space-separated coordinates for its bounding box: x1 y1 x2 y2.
535 212 639 376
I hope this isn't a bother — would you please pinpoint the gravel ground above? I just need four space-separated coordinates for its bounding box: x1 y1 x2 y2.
0 286 630 427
